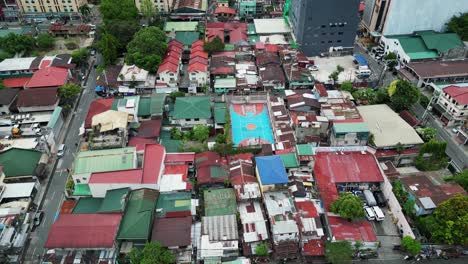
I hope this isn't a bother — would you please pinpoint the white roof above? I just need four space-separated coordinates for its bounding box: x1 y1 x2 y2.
419 197 436 210
91 110 128 132
199 235 238 259
238 202 269 242
2 182 36 199
259 34 287 45
159 174 187 192
254 19 291 34
119 64 149 82
271 220 299 235
0 57 35 72
357 104 424 147
264 192 294 215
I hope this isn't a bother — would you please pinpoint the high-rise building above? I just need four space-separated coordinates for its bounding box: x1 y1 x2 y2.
362 0 468 36
289 0 361 56
17 0 87 15
134 0 174 14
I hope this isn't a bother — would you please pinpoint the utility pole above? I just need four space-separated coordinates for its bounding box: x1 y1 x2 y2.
421 91 439 125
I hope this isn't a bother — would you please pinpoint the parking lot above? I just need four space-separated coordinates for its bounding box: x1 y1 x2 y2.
309 55 357 83
371 207 403 260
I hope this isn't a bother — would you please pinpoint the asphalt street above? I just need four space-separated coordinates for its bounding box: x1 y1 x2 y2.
23 54 99 263
412 104 468 170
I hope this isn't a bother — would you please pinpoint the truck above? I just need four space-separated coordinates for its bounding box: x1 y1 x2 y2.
363 190 377 207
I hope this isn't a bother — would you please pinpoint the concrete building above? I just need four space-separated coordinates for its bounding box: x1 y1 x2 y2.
330 121 370 146
135 0 174 13
288 0 361 56
362 0 468 36
17 0 87 19
434 85 468 127
238 0 263 18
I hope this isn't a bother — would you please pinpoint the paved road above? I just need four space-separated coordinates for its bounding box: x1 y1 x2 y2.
23 55 100 263
412 104 468 170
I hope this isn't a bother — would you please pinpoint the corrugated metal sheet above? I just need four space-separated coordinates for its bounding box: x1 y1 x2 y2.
202 215 238 241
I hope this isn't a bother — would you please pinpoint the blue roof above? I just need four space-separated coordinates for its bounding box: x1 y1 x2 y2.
255 156 288 185
354 54 368 66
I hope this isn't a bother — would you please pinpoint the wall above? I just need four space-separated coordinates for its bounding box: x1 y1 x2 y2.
135 0 173 13
173 118 211 128
89 183 157 198
436 92 468 126
383 0 468 35
17 0 87 13
189 71 208 87
380 36 411 63
18 100 59 113
159 70 179 88
289 0 361 56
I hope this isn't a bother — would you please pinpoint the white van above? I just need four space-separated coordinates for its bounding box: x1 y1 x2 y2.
364 206 376 221
372 206 385 221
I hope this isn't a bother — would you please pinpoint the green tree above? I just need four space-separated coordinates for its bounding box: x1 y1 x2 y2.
105 20 141 50
389 80 420 112
36 33 55 51
392 180 408 203
401 236 422 256
340 81 354 92
0 51 12 62
99 0 138 22
419 94 430 108
352 88 377 104
375 89 390 104
444 170 468 192
336 65 344 73
325 241 353 264
71 48 89 66
126 27 167 72
78 4 91 20
215 133 227 144
58 83 81 110
192 125 210 142
416 127 438 142
329 71 340 82
414 139 448 171
0 33 35 55
203 36 225 53
255 242 269 256
446 12 468 41
97 33 119 65
128 242 175 264
384 52 398 69
330 193 365 220
419 195 468 245
170 127 183 140
140 0 157 21
0 80 5 90
169 91 185 101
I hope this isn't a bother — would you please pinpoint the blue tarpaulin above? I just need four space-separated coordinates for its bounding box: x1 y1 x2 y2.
354 54 368 66
255 156 288 185
95 86 104 92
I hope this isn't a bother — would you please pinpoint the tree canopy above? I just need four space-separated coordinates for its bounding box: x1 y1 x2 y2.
126 27 167 72
99 0 138 22
105 19 141 49
340 81 354 92
203 36 225 53
79 4 92 20
419 195 468 246
97 33 119 65
446 12 468 41
141 0 157 20
330 193 365 220
36 33 55 51
0 33 35 55
58 83 81 110
192 125 210 142
255 242 269 256
388 80 420 112
401 236 422 256
414 139 448 171
415 127 437 142
128 242 175 264
325 241 353 264
71 48 89 66
352 88 378 104
445 170 468 192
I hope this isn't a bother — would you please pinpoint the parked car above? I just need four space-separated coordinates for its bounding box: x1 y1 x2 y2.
373 191 386 207
33 211 44 228
57 144 66 157
353 190 367 205
364 190 377 206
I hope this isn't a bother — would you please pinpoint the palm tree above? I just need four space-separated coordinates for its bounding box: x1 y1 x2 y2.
79 4 91 21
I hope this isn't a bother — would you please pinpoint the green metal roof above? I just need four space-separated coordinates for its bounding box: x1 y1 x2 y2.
73 184 92 196
73 147 136 175
213 103 227 124
210 165 229 178
0 27 34 37
390 35 439 60
247 24 256 35
204 188 237 217
160 130 181 153
150 93 167 116
137 97 151 117
117 189 158 241
98 187 129 213
173 96 211 119
156 192 192 218
72 197 103 214
0 148 42 177
418 31 464 53
333 122 370 134
47 107 62 129
280 153 299 168
296 144 315 156
164 21 199 32
175 31 200 46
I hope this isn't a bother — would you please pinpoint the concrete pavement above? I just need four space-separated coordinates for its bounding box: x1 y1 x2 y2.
412 104 468 170
23 55 99 263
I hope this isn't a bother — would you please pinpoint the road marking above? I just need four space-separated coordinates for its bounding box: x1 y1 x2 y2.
32 247 36 260
51 190 56 200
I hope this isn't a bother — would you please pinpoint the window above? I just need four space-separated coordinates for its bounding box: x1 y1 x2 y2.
337 40 342 43
194 118 199 121
76 179 81 183
328 40 333 43
338 32 343 35
185 119 191 121
321 25 326 28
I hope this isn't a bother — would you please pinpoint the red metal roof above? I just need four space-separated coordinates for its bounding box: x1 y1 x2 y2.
215 6 236 15
2 77 31 88
25 66 68 88
443 85 468 105
128 137 156 152
60 200 76 214
151 216 192 247
89 169 143 184
45 214 122 249
188 61 208 72
163 164 190 190
39 59 51 69
229 29 248 44
85 99 114 128
328 216 377 242
191 40 204 48
16 87 58 107
164 153 195 164
255 42 265 50
314 83 328 97
137 119 162 139
190 50 209 59
294 200 318 218
302 239 325 256
157 61 178 74
142 144 166 184
168 39 184 49
314 151 384 184
399 110 420 127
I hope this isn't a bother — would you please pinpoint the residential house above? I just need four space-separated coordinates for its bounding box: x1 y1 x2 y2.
195 151 229 187
24 67 69 89
236 61 259 92
401 59 468 88
214 102 227 132
294 199 325 261
48 24 92 38
204 188 237 217
255 156 288 193
0 148 42 181
200 214 239 261
118 64 151 91
327 216 378 247
434 85 468 126
151 216 193 263
90 110 129 150
205 22 248 44
257 52 285 90
159 163 191 192
264 191 300 259
238 201 269 256
400 174 467 216
214 77 237 94
0 54 73 78
285 90 321 114
239 0 264 18
16 88 59 113
0 89 19 115
290 111 328 143
157 40 183 88
171 0 208 20
136 120 162 141
111 96 140 123
171 96 212 128
164 22 200 46
229 158 261 201
188 40 209 87
71 188 129 214
215 6 237 19
85 99 114 130
135 0 174 14
156 192 195 218
330 121 370 146
0 57 36 78
117 188 159 245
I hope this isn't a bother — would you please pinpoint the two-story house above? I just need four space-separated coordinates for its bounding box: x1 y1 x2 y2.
435 85 468 126
330 121 370 146
171 96 212 129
